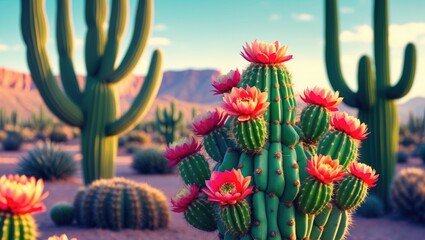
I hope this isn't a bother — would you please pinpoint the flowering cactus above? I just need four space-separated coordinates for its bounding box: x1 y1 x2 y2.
0 175 49 240
170 40 378 240
212 69 241 95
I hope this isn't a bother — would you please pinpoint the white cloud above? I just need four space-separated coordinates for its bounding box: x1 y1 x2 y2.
340 7 354 14
0 43 21 52
153 24 167 32
148 37 171 46
292 13 314 22
340 22 425 47
269 14 281 22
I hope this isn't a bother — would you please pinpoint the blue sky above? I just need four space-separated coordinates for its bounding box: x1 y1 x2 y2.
0 0 424 101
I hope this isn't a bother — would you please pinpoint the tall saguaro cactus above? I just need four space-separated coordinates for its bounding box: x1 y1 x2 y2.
156 101 184 144
325 0 416 208
21 0 163 185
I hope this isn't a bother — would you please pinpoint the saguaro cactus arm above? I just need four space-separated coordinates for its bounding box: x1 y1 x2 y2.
98 0 128 78
85 0 106 77
386 43 417 99
105 0 152 83
21 0 83 127
106 50 163 136
57 0 82 106
357 56 375 109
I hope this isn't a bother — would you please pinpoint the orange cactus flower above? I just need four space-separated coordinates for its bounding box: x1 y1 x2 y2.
241 40 293 64
212 69 241 95
170 185 199 213
0 174 48 215
47 234 78 240
330 112 369 140
306 155 346 184
300 87 343 112
349 162 379 187
165 136 203 167
202 169 254 206
222 86 269 122
192 108 228 136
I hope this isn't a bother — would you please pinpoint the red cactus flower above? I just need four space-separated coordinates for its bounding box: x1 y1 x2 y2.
241 40 293 64
202 169 254 206
349 162 379 187
330 112 369 140
0 174 49 215
300 87 343 112
192 108 228 136
222 86 270 122
47 235 78 240
170 185 199 213
306 155 346 184
212 69 241 95
165 136 203 167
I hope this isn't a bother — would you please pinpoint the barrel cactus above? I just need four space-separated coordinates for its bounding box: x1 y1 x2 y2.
73 177 169 231
0 175 49 240
168 40 379 240
50 202 74 226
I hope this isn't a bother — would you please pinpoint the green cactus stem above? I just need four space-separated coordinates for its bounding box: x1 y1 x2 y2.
321 206 345 240
299 105 331 143
21 0 162 185
204 127 230 162
309 203 333 239
178 153 211 187
335 174 368 210
297 177 333 214
232 118 267 154
156 101 184 145
184 198 217 232
221 200 251 236
325 0 417 208
0 212 38 240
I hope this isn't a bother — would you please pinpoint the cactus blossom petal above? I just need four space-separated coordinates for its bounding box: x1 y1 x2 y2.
331 112 369 140
0 174 49 215
170 185 199 213
241 40 293 64
212 69 241 95
47 235 78 240
165 136 203 167
222 86 270 122
192 108 228 136
349 162 379 187
306 155 346 184
300 87 343 111
202 169 253 206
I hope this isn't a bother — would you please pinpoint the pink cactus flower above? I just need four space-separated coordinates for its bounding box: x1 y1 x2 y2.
202 169 254 206
222 86 270 122
330 112 369 140
0 174 49 215
212 69 241 95
165 136 203 167
349 162 379 187
300 87 343 111
170 185 199 213
241 40 293 64
192 108 228 136
47 234 78 240
306 155 346 184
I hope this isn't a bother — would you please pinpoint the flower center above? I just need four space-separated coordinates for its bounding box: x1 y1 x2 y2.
219 182 236 194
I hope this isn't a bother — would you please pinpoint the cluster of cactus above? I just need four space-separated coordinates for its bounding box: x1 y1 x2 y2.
325 0 417 209
167 40 378 240
16 141 77 181
132 146 173 174
156 101 184 144
391 167 425 222
73 177 169 231
21 0 162 184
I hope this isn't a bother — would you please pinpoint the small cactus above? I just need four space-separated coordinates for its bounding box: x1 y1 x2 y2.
50 202 74 226
132 147 172 174
156 101 184 144
357 194 384 218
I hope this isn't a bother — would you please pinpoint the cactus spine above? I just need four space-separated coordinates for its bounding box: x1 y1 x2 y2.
325 0 417 208
0 212 38 240
156 101 183 144
21 0 162 184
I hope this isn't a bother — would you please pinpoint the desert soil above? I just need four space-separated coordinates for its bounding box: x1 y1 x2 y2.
0 141 424 240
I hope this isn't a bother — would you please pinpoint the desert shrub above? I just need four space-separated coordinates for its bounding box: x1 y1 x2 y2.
50 202 74 226
126 130 151 145
16 141 77 181
125 142 143 154
49 128 69 143
132 147 172 174
399 134 417 147
2 131 23 151
397 151 409 163
357 194 384 218
391 167 425 222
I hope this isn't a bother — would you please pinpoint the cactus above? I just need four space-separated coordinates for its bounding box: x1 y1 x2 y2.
357 194 384 218
0 109 8 130
50 202 74 226
325 0 417 208
31 107 53 132
0 212 38 240
169 41 378 239
132 147 173 174
73 177 169 230
391 167 425 222
20 0 162 185
156 101 183 144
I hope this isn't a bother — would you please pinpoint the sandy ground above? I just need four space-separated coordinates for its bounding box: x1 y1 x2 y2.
0 141 424 240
